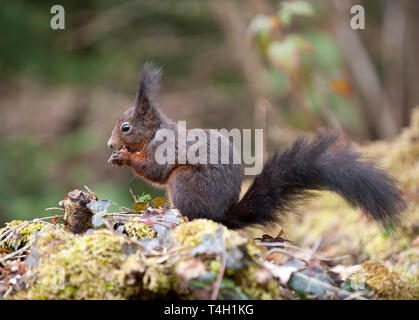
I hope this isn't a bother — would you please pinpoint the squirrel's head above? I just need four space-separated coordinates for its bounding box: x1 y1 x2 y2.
107 62 162 152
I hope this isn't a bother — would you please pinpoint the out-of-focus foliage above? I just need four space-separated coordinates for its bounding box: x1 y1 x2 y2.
0 0 231 224
0 0 418 228
247 1 361 132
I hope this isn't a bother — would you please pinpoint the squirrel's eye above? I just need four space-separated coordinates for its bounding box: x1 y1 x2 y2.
121 124 131 132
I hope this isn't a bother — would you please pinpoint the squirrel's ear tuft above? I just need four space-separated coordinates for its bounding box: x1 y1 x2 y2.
134 61 162 113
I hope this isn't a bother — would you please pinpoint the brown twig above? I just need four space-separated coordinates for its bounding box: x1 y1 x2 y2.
211 236 227 300
111 201 136 214
0 225 48 263
267 248 309 264
0 241 34 263
129 188 137 202
329 0 398 138
307 237 322 261
106 213 175 228
259 240 350 262
0 217 61 248
127 237 160 256
292 272 368 300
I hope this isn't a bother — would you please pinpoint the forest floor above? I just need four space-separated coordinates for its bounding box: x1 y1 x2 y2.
1 110 418 300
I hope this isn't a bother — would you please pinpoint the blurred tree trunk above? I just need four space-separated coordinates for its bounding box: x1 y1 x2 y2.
399 0 419 126
329 0 399 139
329 0 419 139
381 0 406 130
211 0 315 161
381 0 419 130
211 0 272 163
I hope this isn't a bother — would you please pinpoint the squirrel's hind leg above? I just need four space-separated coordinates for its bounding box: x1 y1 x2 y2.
168 164 241 224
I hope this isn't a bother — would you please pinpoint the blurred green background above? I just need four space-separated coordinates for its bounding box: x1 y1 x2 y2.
1 0 418 224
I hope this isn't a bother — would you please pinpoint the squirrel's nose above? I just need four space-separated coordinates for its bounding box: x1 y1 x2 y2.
107 138 114 150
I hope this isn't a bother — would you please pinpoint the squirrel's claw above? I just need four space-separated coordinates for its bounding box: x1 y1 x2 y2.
107 158 120 166
108 151 128 167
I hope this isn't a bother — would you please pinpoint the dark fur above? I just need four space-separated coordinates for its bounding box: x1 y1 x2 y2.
108 63 406 229
226 135 406 228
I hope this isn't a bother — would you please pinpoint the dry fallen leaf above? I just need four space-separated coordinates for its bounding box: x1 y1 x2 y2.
175 257 207 280
254 267 273 286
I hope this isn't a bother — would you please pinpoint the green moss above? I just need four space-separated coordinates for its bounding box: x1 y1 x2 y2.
168 219 284 299
391 262 419 299
363 107 419 193
396 247 419 266
20 228 140 300
284 192 417 262
121 253 174 298
3 218 284 300
350 261 418 300
234 264 282 300
124 218 157 240
209 258 221 274
0 220 44 252
171 219 248 249
171 219 219 247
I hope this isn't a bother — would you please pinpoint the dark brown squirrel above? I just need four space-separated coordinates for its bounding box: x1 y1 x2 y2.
107 62 406 229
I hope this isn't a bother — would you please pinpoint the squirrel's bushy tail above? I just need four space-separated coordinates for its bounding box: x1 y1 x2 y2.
226 134 406 229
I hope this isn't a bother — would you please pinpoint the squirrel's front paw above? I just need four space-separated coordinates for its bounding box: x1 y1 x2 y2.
108 149 130 167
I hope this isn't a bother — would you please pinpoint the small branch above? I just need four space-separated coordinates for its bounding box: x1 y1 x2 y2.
267 248 309 264
84 185 94 194
111 201 136 214
1 221 31 241
0 248 11 254
106 212 136 217
211 236 227 300
129 188 137 202
315 255 351 262
259 240 350 262
106 213 175 228
0 239 34 264
343 290 371 300
3 286 12 299
256 241 308 250
37 215 65 221
307 237 322 261
0 222 33 247
45 207 64 211
0 217 61 248
293 272 368 300
128 238 160 256
0 225 51 264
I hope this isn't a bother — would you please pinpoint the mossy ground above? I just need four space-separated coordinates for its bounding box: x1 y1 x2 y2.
351 261 417 300
253 108 419 299
0 220 45 253
21 228 139 299
3 218 282 300
2 109 419 300
124 218 157 240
